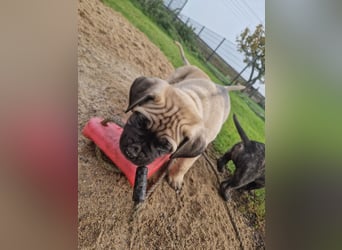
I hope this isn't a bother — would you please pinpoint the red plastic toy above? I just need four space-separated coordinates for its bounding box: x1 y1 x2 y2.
82 117 170 187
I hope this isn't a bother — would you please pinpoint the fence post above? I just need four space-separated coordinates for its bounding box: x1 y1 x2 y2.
229 61 250 85
230 57 258 85
167 0 174 9
172 0 188 20
206 38 225 62
178 0 188 13
197 26 205 37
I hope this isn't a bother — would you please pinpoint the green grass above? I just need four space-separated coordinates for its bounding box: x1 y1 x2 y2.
214 92 265 155
206 62 232 85
103 0 224 83
102 0 265 224
238 92 265 120
102 0 183 67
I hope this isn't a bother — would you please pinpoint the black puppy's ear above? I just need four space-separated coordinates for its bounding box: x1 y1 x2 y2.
171 135 206 159
126 76 156 113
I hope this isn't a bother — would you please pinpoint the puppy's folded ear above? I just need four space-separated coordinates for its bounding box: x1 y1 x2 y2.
171 134 206 159
126 76 170 112
126 76 158 113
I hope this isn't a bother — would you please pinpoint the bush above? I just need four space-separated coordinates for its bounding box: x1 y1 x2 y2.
130 0 197 46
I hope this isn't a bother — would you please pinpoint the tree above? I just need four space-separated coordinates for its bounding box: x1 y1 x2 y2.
236 24 265 87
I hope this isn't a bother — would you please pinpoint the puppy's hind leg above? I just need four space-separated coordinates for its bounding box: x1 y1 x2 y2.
166 66 191 84
220 167 258 201
239 176 265 192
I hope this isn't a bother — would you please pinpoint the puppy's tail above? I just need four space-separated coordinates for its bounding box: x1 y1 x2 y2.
175 41 190 66
224 85 245 91
233 114 251 147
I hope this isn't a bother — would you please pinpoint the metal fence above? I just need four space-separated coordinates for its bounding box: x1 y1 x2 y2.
164 0 187 13
178 14 246 79
163 0 265 107
178 14 242 67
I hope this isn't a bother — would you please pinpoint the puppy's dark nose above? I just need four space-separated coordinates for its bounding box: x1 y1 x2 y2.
125 144 142 159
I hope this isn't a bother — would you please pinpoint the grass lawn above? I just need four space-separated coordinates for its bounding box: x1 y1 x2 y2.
102 0 265 223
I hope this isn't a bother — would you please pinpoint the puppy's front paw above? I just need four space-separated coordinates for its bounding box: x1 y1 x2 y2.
167 174 184 193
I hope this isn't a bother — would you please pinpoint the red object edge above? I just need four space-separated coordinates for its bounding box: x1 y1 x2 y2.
82 117 170 187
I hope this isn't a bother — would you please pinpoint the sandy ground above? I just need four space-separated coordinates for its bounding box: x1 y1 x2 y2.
78 0 264 249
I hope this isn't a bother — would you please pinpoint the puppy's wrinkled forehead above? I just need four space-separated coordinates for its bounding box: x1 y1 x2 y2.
126 110 178 153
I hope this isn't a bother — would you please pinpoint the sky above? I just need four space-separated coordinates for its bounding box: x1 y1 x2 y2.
180 0 265 96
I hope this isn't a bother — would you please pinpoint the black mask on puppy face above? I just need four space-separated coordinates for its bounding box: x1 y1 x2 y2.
119 112 173 166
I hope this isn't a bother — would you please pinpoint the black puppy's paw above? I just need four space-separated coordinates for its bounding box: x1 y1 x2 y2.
219 181 231 201
219 187 230 201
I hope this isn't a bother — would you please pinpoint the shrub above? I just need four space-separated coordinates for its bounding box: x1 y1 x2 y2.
130 0 197 46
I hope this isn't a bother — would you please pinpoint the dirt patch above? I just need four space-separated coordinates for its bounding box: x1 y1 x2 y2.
78 0 264 249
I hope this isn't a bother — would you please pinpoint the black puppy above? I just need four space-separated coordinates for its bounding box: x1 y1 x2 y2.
217 114 265 201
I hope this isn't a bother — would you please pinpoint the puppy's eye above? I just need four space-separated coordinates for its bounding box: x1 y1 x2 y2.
159 138 168 145
130 112 150 128
159 138 172 153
